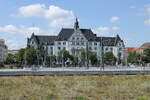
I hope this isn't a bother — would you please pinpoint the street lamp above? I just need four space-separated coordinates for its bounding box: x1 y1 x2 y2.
100 37 104 70
86 41 89 69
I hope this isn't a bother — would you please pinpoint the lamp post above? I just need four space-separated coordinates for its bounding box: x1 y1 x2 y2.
62 51 64 68
86 41 89 69
100 37 104 70
44 42 48 67
24 47 27 68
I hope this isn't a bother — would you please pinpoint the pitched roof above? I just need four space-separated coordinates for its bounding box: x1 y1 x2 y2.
56 28 74 41
139 42 150 49
125 47 137 52
80 29 97 41
30 33 57 45
35 35 57 45
96 35 122 46
56 28 97 41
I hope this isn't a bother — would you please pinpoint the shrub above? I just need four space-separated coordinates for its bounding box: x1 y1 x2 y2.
47 92 56 100
137 96 149 100
74 94 88 100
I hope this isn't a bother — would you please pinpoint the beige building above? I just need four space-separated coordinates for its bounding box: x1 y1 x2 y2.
136 42 150 54
0 39 7 60
8 50 19 55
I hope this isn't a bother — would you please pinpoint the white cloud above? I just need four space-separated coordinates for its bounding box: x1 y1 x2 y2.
0 25 18 33
0 25 53 49
112 26 120 30
138 4 150 26
6 39 23 50
110 16 120 23
0 25 52 37
45 6 74 27
96 27 110 32
19 3 45 17
18 4 75 28
144 18 150 26
93 26 120 36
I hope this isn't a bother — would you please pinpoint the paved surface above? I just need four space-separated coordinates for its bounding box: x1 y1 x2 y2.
0 66 150 76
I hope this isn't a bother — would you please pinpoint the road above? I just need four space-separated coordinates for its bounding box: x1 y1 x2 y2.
0 66 150 76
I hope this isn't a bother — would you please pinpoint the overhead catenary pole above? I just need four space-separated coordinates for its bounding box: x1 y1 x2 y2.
44 42 48 67
86 41 89 69
100 37 104 70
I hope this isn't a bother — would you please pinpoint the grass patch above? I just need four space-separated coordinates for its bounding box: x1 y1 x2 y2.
0 75 150 100
47 92 56 100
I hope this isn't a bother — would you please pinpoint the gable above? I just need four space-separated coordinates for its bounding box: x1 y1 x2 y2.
56 28 74 41
68 29 87 41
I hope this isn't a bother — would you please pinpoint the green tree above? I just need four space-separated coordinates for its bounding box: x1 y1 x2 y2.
127 52 140 64
80 49 86 65
103 52 116 65
89 52 97 65
25 47 37 65
47 55 56 67
36 45 47 65
142 49 150 63
15 48 25 65
80 49 97 66
58 49 70 63
5 54 16 64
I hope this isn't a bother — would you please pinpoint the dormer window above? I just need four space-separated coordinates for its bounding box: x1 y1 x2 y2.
72 37 75 40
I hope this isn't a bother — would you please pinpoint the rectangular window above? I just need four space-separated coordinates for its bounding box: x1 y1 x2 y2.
63 42 66 45
94 42 97 45
105 48 108 51
72 41 75 45
89 42 92 45
76 42 80 45
119 48 122 51
58 42 61 45
63 47 66 50
110 48 113 51
58 47 61 50
81 42 84 45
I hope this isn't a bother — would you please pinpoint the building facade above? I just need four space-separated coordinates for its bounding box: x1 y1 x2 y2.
0 39 7 60
136 42 150 54
27 19 125 61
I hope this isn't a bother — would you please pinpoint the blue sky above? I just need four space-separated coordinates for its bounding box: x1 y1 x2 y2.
0 0 150 49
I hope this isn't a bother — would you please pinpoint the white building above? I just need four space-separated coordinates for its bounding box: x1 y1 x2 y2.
0 39 7 60
27 19 125 60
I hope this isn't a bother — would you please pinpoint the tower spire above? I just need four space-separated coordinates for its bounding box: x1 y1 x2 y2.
74 18 79 30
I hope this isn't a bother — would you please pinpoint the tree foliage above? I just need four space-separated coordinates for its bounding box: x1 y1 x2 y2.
142 49 150 63
103 52 116 65
25 47 37 65
127 52 141 64
80 49 97 65
5 54 16 64
15 48 25 65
